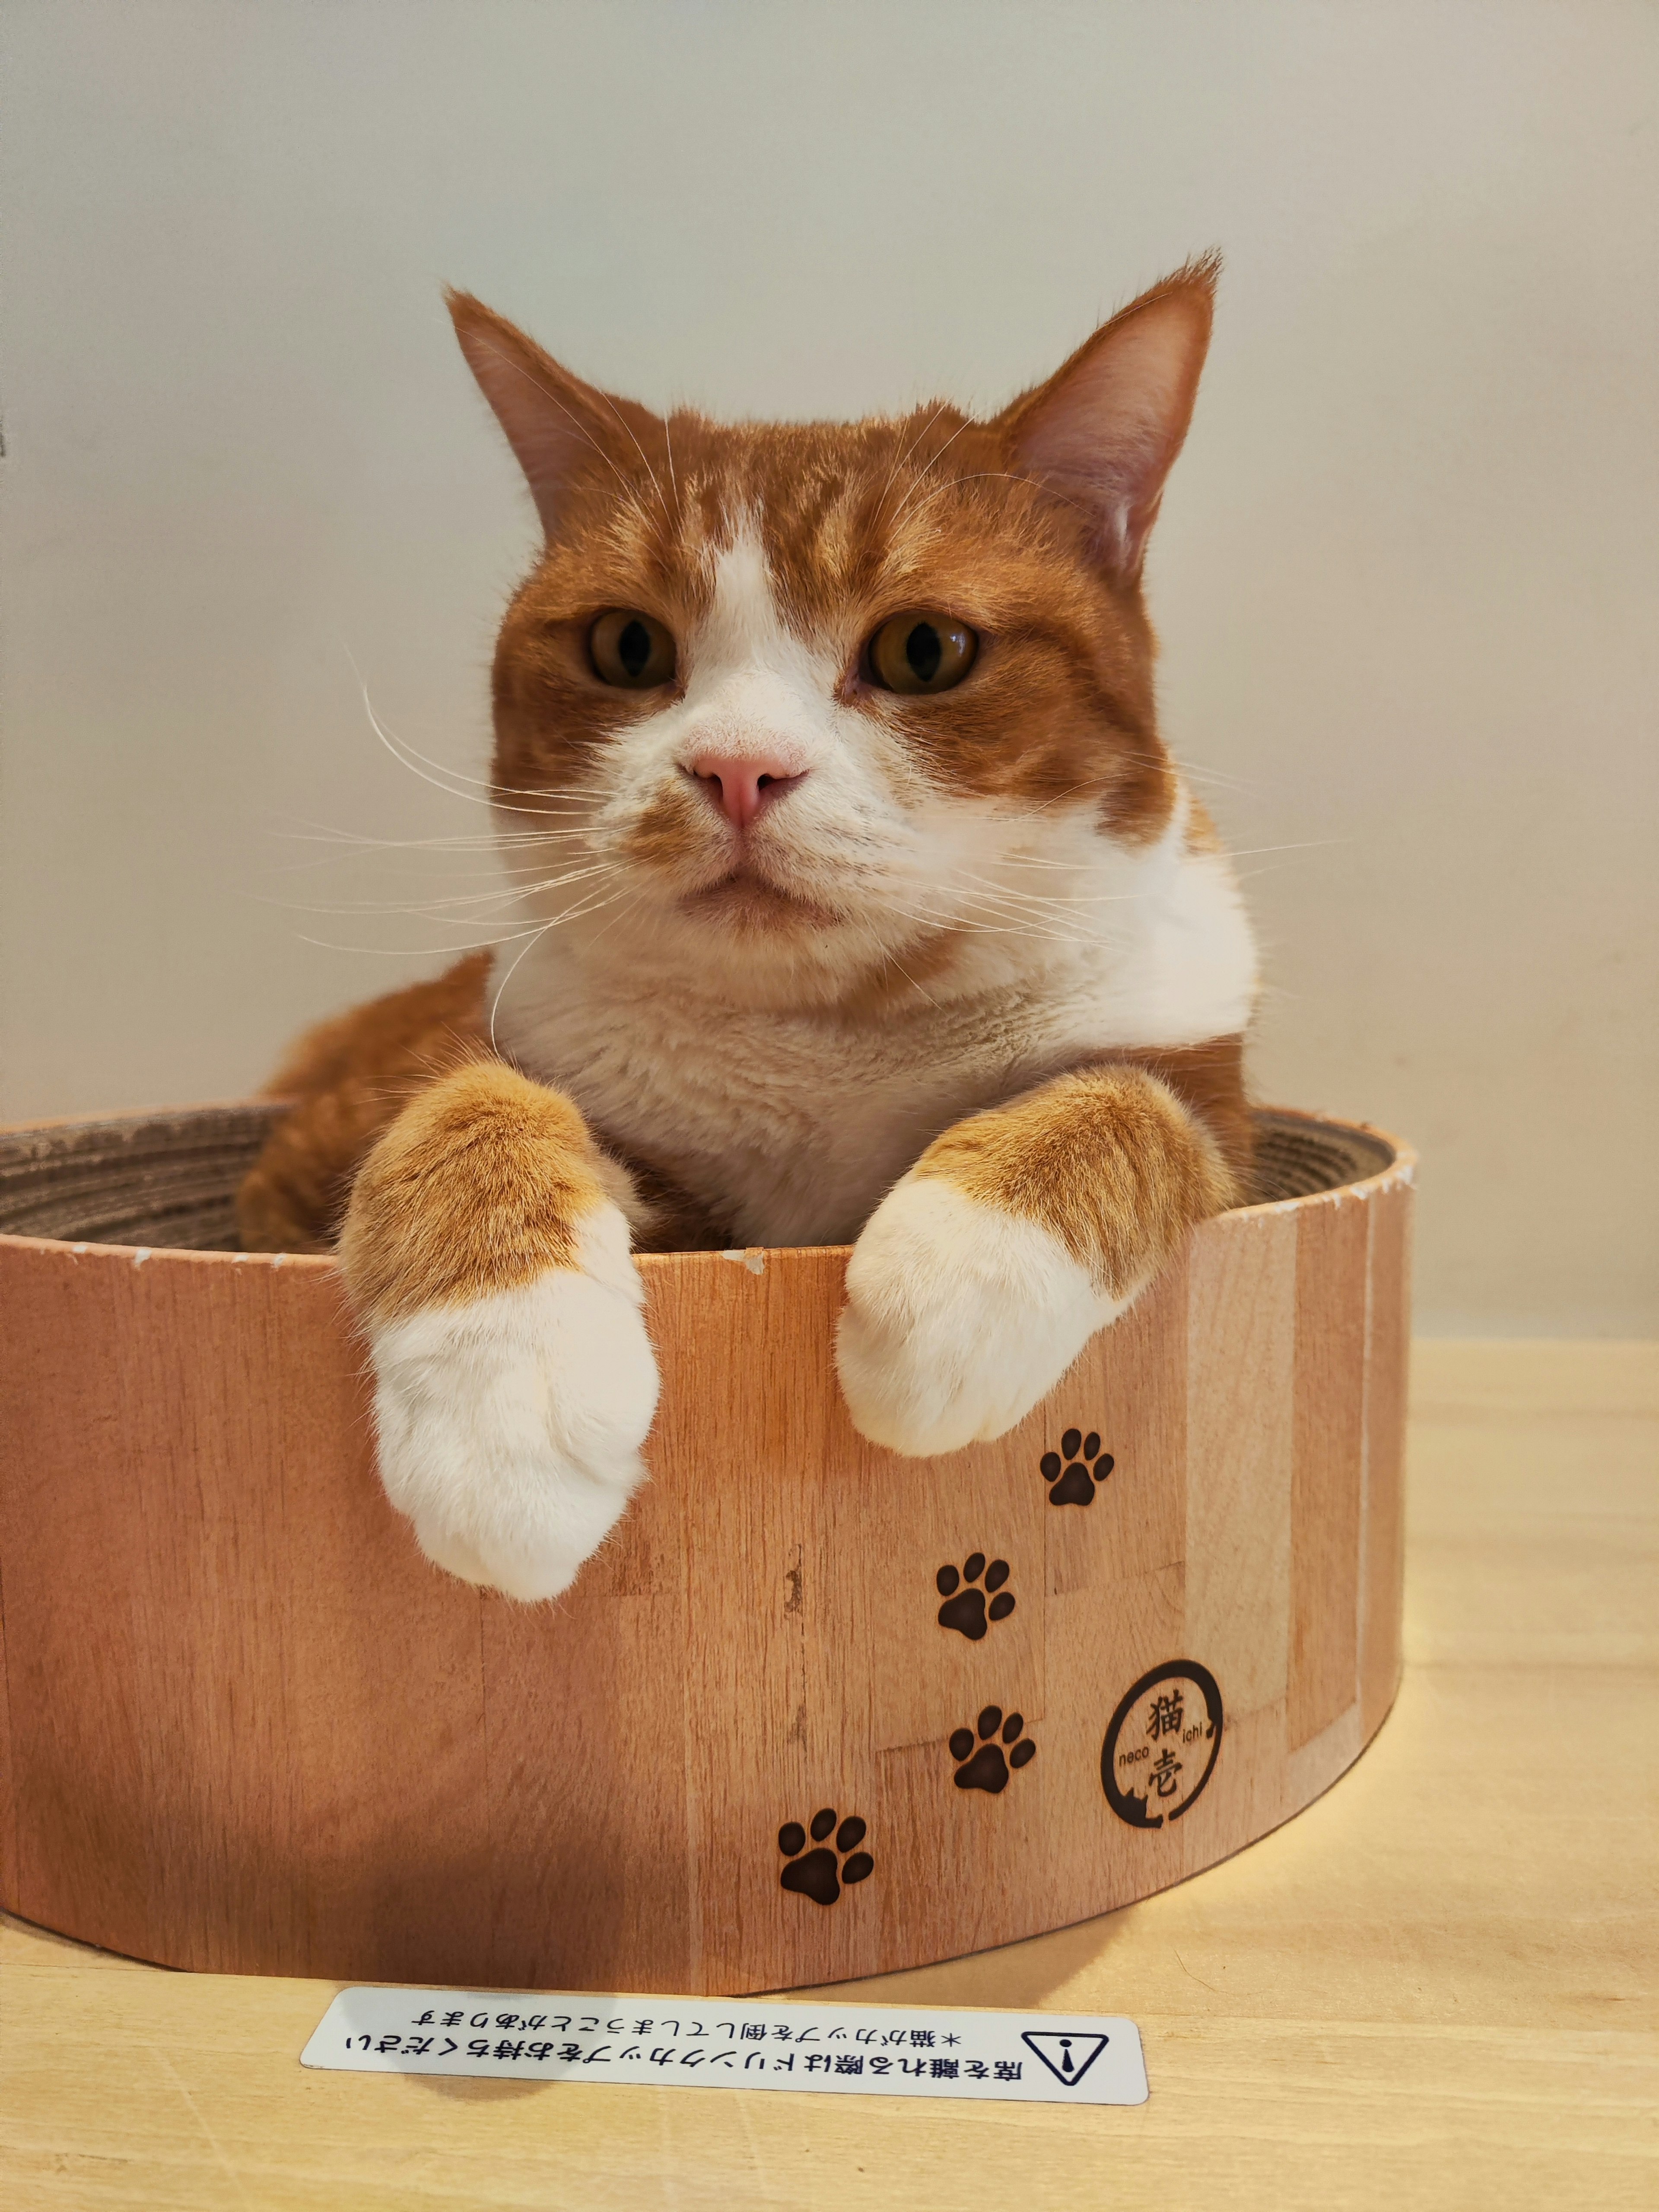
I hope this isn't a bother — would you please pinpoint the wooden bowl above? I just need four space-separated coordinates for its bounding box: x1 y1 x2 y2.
0 1103 1411 1996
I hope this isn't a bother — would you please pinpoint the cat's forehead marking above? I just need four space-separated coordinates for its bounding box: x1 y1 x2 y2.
700 522 779 659
685 517 845 706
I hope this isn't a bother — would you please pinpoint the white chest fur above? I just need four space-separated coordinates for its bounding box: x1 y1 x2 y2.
495 795 1257 1247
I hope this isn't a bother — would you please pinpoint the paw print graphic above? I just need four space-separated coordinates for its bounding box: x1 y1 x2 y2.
777 1808 874 1906
949 1706 1036 1795
935 1552 1015 1640
1042 1426 1114 1506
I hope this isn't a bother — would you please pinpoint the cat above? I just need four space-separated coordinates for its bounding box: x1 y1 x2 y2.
237 255 1258 1603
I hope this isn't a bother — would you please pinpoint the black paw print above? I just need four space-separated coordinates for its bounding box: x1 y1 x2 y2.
778 1808 874 1906
935 1553 1015 1640
949 1706 1036 1795
1042 1426 1114 1506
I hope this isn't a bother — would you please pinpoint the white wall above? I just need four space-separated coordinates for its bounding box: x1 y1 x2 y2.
2 0 1653 1332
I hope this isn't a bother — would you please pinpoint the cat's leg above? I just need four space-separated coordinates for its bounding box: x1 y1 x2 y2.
338 1061 659 1601
237 953 491 1254
836 1065 1237 1455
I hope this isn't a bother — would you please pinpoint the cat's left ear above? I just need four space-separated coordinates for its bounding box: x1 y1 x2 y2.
995 254 1219 583
446 289 663 540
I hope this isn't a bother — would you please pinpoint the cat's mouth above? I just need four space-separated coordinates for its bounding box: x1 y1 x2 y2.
680 867 840 929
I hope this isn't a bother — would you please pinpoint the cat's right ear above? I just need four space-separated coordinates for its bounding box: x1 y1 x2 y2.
446 290 657 538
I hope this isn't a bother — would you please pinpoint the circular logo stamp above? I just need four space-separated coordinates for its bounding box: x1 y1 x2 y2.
1100 1660 1224 1828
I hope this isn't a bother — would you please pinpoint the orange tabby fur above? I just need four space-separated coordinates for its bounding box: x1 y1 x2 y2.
912 1065 1233 1295
338 1062 613 1323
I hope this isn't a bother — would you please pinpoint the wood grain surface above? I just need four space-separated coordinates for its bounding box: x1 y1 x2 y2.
0 1342 1651 2212
0 1112 1411 1993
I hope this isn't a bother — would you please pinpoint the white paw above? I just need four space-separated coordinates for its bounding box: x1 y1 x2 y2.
836 1175 1129 1456
366 1205 659 1601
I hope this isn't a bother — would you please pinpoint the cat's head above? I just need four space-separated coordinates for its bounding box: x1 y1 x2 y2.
453 259 1216 1007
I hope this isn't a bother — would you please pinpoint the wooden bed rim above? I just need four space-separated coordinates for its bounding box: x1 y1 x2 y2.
0 1104 1412 1996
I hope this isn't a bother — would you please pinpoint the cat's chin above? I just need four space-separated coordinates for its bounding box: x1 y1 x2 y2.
677 870 842 932
583 876 925 1014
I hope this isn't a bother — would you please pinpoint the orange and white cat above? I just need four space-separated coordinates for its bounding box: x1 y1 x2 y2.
238 257 1258 1602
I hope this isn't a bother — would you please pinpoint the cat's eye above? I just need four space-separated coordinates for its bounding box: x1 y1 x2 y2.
589 609 677 689
866 611 978 695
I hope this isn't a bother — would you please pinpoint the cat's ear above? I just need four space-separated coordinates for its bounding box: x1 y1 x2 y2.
446 289 661 538
995 254 1219 582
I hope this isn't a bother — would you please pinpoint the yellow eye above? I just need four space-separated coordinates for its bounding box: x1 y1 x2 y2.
867 611 978 695
589 609 677 689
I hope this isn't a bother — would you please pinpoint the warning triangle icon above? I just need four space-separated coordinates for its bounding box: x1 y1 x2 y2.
1020 2031 1109 2087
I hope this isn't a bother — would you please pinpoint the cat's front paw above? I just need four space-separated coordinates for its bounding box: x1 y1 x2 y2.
365 1206 659 1601
836 1173 1127 1456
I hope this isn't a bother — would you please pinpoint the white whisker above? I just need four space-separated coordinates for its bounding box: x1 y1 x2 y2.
873 403 952 529
264 862 621 923
886 417 974 527
487 879 639 1049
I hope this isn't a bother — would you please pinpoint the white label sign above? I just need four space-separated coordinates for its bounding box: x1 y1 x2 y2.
302 1986 1148 2106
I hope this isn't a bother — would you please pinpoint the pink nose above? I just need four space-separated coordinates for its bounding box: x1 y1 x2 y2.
687 753 807 831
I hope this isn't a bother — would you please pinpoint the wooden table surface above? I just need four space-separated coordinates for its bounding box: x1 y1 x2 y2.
3 1341 1654 2212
